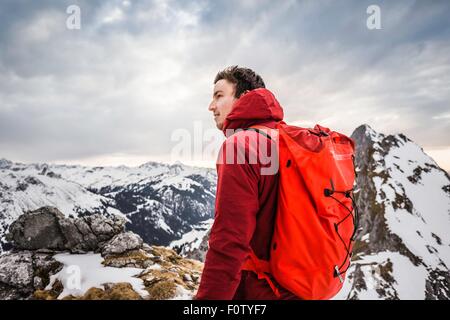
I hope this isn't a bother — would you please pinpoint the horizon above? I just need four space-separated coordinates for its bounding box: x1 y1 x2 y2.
2 122 450 172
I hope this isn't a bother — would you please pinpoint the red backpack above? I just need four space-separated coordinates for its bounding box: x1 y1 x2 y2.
241 121 358 300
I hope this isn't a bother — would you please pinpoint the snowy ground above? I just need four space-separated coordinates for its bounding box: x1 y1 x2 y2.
169 219 213 254
332 251 428 300
46 252 148 299
46 252 196 300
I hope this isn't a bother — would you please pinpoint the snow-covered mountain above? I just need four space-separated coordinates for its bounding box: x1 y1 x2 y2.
169 219 213 261
333 124 450 300
0 159 216 252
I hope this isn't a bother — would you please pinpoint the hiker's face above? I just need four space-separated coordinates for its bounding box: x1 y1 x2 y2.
208 79 237 130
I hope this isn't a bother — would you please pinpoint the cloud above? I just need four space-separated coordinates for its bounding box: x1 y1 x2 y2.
0 0 449 170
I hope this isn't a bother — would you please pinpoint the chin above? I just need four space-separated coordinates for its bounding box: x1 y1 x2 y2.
215 121 223 130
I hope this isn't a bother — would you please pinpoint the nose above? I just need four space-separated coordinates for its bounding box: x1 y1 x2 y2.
208 100 216 112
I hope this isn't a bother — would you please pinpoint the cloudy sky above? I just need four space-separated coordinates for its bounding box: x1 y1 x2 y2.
0 0 449 170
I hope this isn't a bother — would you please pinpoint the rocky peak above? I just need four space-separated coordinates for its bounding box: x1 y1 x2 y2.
335 125 450 300
0 158 13 169
352 123 381 141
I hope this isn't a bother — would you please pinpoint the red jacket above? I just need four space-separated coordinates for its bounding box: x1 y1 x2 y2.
195 88 299 300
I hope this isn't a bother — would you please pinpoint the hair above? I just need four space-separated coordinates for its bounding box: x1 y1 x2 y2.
214 65 266 98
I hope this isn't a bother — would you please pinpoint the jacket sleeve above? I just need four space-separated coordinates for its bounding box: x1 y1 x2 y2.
195 133 261 300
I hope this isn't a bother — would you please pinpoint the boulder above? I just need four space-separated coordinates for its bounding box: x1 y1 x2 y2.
0 251 62 300
6 206 125 252
7 207 66 250
101 232 144 256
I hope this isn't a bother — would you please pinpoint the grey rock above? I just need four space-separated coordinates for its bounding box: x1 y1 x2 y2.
88 216 114 239
183 273 192 282
7 207 66 250
0 251 62 299
0 251 34 288
142 243 153 252
74 218 99 249
58 217 85 250
101 232 143 256
6 206 125 252
142 259 155 268
33 276 44 289
32 253 63 287
0 283 28 300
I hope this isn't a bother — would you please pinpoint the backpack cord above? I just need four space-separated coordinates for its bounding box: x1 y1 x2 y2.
325 152 360 279
329 194 354 273
325 182 360 279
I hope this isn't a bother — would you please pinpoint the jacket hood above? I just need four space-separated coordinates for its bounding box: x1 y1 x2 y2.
222 88 284 135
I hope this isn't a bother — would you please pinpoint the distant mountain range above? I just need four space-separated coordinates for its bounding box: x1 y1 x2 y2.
0 159 216 252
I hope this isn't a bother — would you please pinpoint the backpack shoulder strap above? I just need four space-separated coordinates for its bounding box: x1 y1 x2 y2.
242 126 273 141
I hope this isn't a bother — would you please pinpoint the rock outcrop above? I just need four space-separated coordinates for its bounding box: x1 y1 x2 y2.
0 251 62 299
6 206 125 253
0 206 203 300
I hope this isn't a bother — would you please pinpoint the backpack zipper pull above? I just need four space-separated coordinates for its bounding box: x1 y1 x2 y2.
334 266 344 283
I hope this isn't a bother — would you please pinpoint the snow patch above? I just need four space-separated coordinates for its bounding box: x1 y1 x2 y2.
46 252 148 299
170 219 214 253
333 251 428 300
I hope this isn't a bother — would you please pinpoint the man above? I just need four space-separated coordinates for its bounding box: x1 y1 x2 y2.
195 66 298 300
